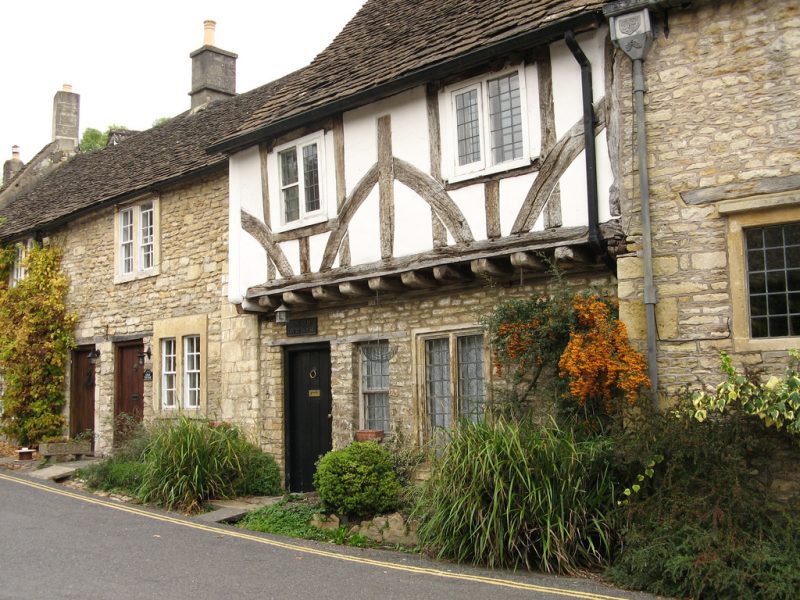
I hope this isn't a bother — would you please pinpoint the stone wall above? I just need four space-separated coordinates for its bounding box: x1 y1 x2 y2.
55 170 260 452
614 0 800 397
257 271 614 471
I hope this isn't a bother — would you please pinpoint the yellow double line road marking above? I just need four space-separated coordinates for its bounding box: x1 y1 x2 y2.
0 471 625 599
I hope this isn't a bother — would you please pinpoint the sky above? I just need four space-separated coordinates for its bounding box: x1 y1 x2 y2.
0 0 366 164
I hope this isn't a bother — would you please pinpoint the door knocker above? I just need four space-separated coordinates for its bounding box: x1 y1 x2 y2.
309 368 317 380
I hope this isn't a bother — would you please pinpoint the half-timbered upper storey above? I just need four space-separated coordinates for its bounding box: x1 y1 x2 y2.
217 0 619 312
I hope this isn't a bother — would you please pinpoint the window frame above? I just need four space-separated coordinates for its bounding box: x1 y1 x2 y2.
271 131 328 232
359 341 391 433
9 239 33 288
442 66 532 183
114 196 160 283
160 338 177 410
415 327 488 439
722 194 800 352
183 335 201 409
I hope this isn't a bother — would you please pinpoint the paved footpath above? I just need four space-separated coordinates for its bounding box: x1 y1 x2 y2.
0 471 658 600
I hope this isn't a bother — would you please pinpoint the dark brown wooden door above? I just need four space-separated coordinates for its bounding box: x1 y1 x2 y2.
70 347 95 441
286 344 332 492
115 342 144 427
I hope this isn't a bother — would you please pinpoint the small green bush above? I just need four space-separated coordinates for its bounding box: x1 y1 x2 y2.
413 418 617 573
78 457 145 494
608 410 800 599
313 441 401 517
235 446 281 497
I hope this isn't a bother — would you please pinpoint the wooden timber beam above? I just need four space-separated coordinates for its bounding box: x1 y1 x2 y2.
282 291 315 305
433 264 472 284
339 281 372 297
257 295 281 309
554 245 596 269
312 285 344 303
368 276 405 293
471 257 514 278
510 251 548 271
400 270 438 289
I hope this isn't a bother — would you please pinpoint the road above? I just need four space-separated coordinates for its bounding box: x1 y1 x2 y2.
0 472 654 600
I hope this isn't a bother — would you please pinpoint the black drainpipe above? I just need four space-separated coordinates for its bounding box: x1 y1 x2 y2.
564 31 616 275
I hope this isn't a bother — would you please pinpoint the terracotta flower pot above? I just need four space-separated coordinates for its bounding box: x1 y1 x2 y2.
354 429 385 442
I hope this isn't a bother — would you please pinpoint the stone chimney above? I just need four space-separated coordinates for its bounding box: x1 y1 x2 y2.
189 20 237 110
52 84 80 152
2 145 24 185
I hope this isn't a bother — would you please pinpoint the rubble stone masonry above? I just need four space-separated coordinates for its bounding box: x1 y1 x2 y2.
615 0 800 397
57 171 261 453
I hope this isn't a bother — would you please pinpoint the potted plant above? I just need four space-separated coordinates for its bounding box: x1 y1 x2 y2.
354 429 385 443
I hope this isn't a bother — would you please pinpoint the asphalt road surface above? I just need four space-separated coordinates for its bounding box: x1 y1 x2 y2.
0 472 656 600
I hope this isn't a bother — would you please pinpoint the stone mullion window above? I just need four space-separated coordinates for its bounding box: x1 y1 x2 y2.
423 331 486 433
360 341 390 432
745 222 800 338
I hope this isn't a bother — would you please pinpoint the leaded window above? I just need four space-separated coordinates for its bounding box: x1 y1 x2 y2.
361 342 390 432
745 222 800 338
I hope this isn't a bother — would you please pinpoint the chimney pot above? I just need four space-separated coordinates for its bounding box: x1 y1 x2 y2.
12 145 20 159
203 20 216 46
62 83 73 92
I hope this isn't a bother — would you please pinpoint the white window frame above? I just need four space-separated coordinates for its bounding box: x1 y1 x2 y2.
441 66 532 183
416 328 488 437
160 338 177 409
9 239 33 288
183 335 201 409
114 196 160 283
269 131 329 232
359 341 391 433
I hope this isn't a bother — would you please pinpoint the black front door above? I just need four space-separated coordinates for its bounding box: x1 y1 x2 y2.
285 344 332 492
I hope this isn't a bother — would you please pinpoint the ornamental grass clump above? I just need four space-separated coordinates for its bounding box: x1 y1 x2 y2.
414 418 617 573
138 418 280 512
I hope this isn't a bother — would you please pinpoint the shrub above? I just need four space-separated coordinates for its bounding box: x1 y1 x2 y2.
414 418 617 573
608 410 800 599
78 457 145 495
0 245 76 445
235 446 282 497
138 418 280 512
313 441 401 517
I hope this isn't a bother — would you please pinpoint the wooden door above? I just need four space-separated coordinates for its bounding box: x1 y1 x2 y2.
70 347 95 441
115 341 144 429
285 344 332 492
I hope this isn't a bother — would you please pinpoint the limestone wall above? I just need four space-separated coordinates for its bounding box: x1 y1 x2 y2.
56 171 260 452
614 0 800 397
257 272 614 470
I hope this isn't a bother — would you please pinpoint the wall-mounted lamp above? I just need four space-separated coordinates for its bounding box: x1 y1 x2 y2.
137 347 152 365
87 349 101 365
274 303 290 325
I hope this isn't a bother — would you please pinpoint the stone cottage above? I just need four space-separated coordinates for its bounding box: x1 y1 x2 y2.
0 23 294 454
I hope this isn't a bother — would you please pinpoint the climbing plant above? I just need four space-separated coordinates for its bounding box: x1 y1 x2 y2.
485 285 649 417
0 244 76 445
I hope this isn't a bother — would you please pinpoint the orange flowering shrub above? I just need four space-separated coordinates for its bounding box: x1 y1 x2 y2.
558 293 649 412
485 287 649 416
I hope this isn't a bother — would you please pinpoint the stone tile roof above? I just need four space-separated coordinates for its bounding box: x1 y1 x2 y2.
216 0 604 150
0 72 299 240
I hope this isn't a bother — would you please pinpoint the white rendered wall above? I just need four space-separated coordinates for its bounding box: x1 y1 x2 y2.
551 28 606 139
394 181 434 258
228 146 268 304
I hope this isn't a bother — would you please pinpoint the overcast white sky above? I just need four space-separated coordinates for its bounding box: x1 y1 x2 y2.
1 0 366 164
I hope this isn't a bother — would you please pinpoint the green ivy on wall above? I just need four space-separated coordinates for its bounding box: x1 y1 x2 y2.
0 244 76 445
